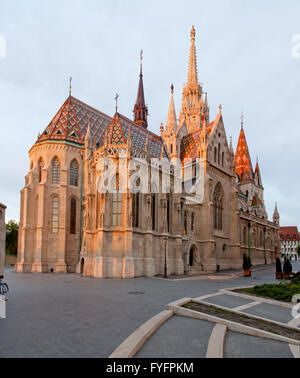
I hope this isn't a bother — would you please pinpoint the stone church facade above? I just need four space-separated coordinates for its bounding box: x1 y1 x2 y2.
16 27 281 278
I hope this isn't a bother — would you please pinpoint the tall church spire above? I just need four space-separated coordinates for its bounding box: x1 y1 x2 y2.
187 26 198 86
133 50 148 129
165 84 177 135
179 26 207 134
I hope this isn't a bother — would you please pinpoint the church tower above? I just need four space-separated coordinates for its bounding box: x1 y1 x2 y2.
179 26 209 133
133 50 148 129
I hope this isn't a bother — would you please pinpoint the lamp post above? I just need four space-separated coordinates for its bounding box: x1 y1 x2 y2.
164 236 168 278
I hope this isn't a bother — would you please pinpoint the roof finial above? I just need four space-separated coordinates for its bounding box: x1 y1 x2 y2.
241 112 244 129
171 84 174 94
219 104 222 112
115 93 119 113
140 49 143 73
191 25 196 41
69 76 72 96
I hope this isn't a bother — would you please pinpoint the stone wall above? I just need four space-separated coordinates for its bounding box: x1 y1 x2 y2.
0 203 6 278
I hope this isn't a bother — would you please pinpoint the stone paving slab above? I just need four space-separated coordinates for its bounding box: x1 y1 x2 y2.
1 263 299 358
242 303 294 325
224 331 294 358
135 316 215 358
202 293 253 309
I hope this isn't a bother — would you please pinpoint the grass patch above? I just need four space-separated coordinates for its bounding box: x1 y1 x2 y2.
182 301 300 341
234 280 300 303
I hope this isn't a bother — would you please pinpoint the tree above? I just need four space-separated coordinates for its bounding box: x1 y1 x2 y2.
297 244 300 257
5 220 19 256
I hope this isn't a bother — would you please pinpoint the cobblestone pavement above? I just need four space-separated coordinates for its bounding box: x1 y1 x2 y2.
0 262 299 358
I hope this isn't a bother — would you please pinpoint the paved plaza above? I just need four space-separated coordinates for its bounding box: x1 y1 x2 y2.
0 262 299 358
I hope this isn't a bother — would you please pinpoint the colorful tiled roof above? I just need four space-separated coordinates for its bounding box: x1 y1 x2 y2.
37 96 167 159
180 120 215 160
37 96 84 145
235 127 254 182
108 113 126 145
280 227 300 241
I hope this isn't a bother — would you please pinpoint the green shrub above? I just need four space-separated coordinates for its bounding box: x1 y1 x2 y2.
244 282 300 303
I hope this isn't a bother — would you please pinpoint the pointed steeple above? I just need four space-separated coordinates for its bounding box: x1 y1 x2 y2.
133 50 148 129
273 202 280 225
187 26 198 86
235 122 254 182
180 26 207 133
165 84 177 135
254 158 263 187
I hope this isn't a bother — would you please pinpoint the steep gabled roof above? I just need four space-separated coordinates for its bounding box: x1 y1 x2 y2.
36 95 167 159
235 127 254 182
107 113 126 145
37 96 83 145
37 96 111 146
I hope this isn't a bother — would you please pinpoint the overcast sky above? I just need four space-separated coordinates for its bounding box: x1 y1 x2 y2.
0 0 299 227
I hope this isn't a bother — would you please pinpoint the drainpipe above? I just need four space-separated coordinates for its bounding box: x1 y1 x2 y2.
78 155 84 261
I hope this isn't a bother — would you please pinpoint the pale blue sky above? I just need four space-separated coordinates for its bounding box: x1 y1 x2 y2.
0 0 299 226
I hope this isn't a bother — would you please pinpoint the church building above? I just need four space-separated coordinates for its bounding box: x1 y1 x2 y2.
15 27 280 278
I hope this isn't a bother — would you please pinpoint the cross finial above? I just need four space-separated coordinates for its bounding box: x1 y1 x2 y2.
115 93 119 112
240 112 244 128
171 83 174 94
219 104 222 112
140 49 143 67
69 76 72 96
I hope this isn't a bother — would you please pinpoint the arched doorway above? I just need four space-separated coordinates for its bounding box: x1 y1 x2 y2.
189 246 195 267
80 258 85 275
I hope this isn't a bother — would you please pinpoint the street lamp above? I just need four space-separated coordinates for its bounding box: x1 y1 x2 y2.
164 236 168 278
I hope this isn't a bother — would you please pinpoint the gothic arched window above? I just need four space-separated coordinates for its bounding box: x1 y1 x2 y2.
213 183 223 230
214 147 217 163
151 194 156 231
184 211 187 235
113 192 122 226
167 194 171 233
70 198 77 234
260 231 264 247
70 160 79 186
132 193 139 228
38 158 44 183
191 213 195 231
222 152 224 167
52 157 61 184
52 197 59 233
218 143 221 165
